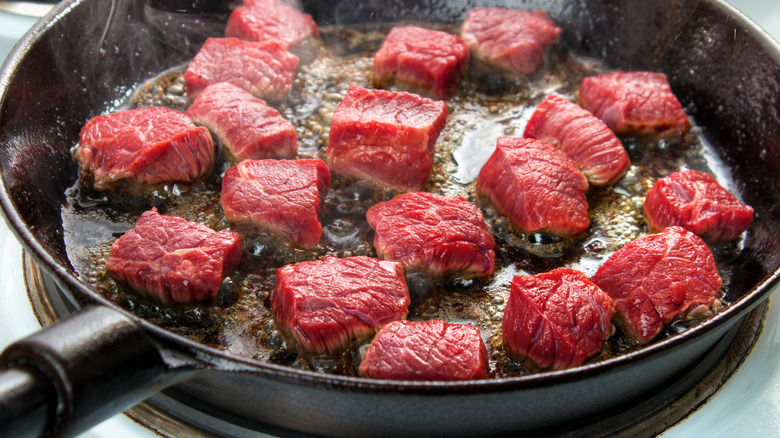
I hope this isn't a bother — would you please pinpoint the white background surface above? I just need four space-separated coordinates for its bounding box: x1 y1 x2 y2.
0 1 778 437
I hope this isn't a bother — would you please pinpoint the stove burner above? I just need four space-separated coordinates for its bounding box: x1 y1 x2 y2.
21 252 768 437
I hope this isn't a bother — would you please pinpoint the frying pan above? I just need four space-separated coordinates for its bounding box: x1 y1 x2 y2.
0 0 779 436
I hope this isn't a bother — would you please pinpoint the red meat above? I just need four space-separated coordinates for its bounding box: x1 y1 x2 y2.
643 170 754 242
225 0 318 50
185 82 297 162
327 86 448 192
460 8 561 76
183 37 299 102
502 268 614 370
578 71 690 136
524 94 630 186
476 137 589 235
592 226 722 344
272 256 410 355
75 107 215 193
373 26 469 100
359 319 489 381
106 208 242 305
220 159 330 249
366 192 495 278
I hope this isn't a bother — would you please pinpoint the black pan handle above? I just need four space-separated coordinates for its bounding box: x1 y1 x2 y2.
0 305 187 437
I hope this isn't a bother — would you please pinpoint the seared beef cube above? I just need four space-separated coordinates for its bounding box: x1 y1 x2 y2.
476 138 589 235
225 0 318 50
186 82 297 162
184 37 299 102
220 159 330 249
106 208 242 305
327 86 448 192
359 319 489 381
273 256 410 355
592 226 722 344
373 26 469 100
366 192 495 278
75 107 215 194
644 170 754 242
502 268 614 370
461 8 561 76
524 94 630 186
578 71 690 136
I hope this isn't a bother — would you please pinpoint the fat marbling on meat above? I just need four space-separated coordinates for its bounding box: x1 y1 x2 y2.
225 0 318 50
373 25 470 100
366 191 495 278
578 71 690 137
461 7 561 76
592 226 723 344
327 86 448 192
220 159 330 249
643 169 754 242
186 82 298 162
359 319 489 381
476 137 589 235
502 268 614 370
272 256 410 356
183 37 298 102
75 106 215 193
106 208 242 305
524 94 630 186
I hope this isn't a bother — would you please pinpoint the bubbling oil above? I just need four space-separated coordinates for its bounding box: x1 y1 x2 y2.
62 23 739 378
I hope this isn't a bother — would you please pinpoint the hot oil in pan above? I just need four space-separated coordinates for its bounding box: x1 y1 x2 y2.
61 23 745 377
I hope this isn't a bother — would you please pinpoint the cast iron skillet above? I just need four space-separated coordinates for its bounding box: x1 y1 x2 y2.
0 0 779 436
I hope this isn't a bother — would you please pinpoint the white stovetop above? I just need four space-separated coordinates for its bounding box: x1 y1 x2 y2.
0 1 779 437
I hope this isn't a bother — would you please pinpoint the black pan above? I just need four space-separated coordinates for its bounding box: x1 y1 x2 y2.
1 0 779 436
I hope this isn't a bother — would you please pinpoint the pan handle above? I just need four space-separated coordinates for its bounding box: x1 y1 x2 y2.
0 305 188 438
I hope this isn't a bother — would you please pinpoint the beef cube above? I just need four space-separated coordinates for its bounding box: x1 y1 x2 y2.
592 226 723 344
106 208 242 305
502 268 614 370
186 82 297 162
359 319 489 381
578 71 690 136
373 26 469 100
183 37 299 102
476 138 589 235
225 0 318 50
272 256 410 355
524 94 630 186
75 107 215 194
220 159 330 249
366 191 495 278
644 169 754 242
327 86 448 192
461 8 561 76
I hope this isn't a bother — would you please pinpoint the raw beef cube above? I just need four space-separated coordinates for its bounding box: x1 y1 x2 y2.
106 208 242 305
592 226 722 344
373 26 469 100
327 86 448 192
225 0 318 50
221 159 330 248
186 82 297 162
366 192 495 278
578 71 690 136
359 319 489 381
524 94 630 186
183 37 299 102
461 8 561 76
75 107 215 193
502 268 614 370
643 169 754 242
272 256 410 355
476 138 589 235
